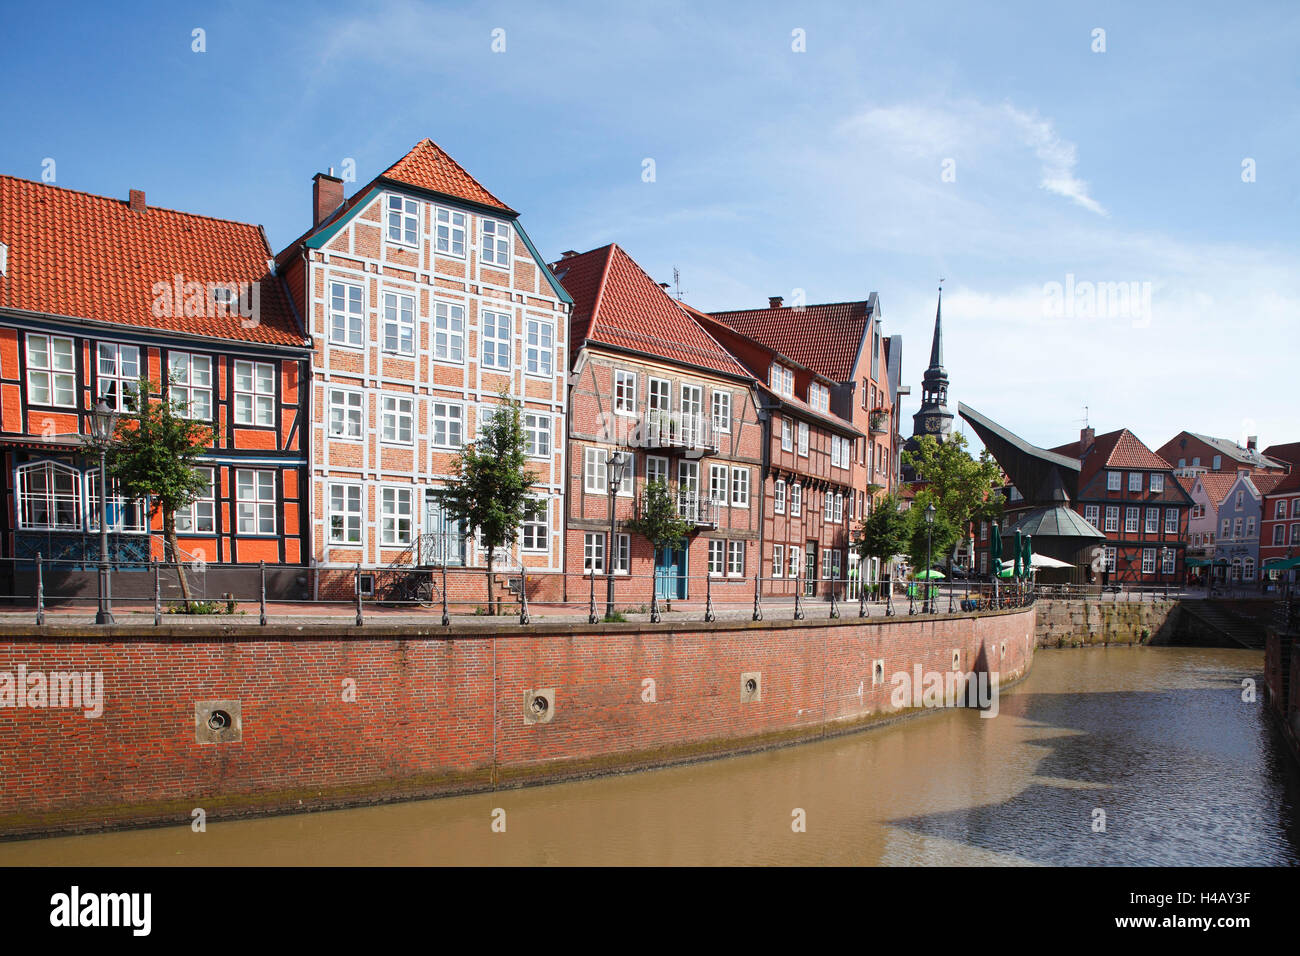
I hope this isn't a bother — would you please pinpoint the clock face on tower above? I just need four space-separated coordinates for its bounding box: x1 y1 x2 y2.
926 416 943 432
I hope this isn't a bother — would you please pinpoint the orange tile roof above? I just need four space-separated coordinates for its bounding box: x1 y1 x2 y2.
712 300 873 382
553 244 752 379
1055 428 1173 472
379 138 514 213
0 175 301 347
1194 472 1239 506
1251 473 1283 496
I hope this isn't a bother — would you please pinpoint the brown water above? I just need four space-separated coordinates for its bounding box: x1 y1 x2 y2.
2 646 1297 866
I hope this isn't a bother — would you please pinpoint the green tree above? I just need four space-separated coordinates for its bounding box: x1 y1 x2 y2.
904 503 960 574
109 379 214 605
900 433 1004 572
625 479 692 552
854 492 910 587
432 393 535 614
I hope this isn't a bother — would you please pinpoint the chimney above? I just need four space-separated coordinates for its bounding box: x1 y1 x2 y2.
1247 435 1257 451
312 171 345 228
768 296 783 309
1080 426 1095 456
128 189 146 213
561 250 578 259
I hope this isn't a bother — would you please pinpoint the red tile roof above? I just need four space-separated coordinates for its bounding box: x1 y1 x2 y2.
1251 473 1283 496
1268 468 1300 496
552 245 752 379
379 138 514 213
1053 428 1173 472
0 175 301 346
1193 472 1239 507
711 300 873 382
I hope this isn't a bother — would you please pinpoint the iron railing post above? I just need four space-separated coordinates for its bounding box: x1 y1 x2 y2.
441 563 450 626
355 563 363 627
794 574 805 620
704 571 716 622
259 560 267 626
588 570 599 625
153 560 161 626
752 573 763 622
829 580 839 618
35 552 44 626
519 570 530 625
859 577 867 617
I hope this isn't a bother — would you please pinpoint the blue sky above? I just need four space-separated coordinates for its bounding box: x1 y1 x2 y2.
3 0 1297 454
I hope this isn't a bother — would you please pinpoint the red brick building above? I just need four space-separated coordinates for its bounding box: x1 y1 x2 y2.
0 174 310 598
1052 427 1192 584
275 140 571 602
1156 431 1286 477
553 244 762 608
1261 468 1300 586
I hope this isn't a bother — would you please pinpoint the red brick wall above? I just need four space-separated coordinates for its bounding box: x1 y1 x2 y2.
0 606 1035 836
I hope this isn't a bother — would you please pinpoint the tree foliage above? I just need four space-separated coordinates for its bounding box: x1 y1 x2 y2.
108 379 214 603
625 479 691 550
854 492 910 573
900 433 1004 570
432 392 536 613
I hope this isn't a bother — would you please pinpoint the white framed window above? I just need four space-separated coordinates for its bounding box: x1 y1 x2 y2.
1142 548 1156 574
328 482 363 545
26 334 76 408
791 483 802 516
168 352 213 420
731 467 749 507
1294 499 1300 518
1145 508 1159 533
830 436 841 469
584 448 606 494
1212 455 1222 470
175 467 215 534
1233 517 1243 538
1246 516 1255 537
789 546 801 578
1161 549 1175 574
435 207 466 257
808 381 828 412
614 533 631 574
1235 490 1244 510
523 412 551 458
1277 500 1287 519
382 291 416 356
1273 525 1285 545
797 422 809 457
379 486 413 546
1107 471 1121 491
481 218 511 267
1243 556 1254 580
387 194 419 246
708 539 725 576
1103 546 1117 571
1085 504 1100 527
381 395 414 445
709 464 729 507
233 360 275 426
17 462 79 530
1125 507 1140 534
823 492 834 522
431 402 464 448
773 544 784 578
96 342 140 411
433 302 466 363
1292 524 1300 545
1222 517 1231 537
834 493 844 524
781 418 793 452
481 310 512 370
1165 508 1179 534
712 391 731 433
646 455 668 486
1129 472 1143 492
1150 474 1164 493
584 532 605 574
329 282 364 347
525 318 553 377
522 498 549 552
85 471 147 533
614 370 637 415
774 479 786 514
328 388 364 440
771 364 793 396
728 540 745 576
235 469 276 535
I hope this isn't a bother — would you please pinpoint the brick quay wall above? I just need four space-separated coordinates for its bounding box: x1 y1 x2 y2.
0 607 1035 838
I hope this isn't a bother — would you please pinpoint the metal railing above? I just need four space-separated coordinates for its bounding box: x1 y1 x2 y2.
0 555 1037 627
639 411 719 454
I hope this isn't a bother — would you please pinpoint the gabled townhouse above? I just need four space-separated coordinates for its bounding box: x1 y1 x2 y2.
0 174 310 598
706 295 899 591
688 307 864 601
1157 431 1286 477
1213 471 1281 585
1052 427 1192 585
1183 472 1236 566
1261 469 1300 587
552 244 762 606
274 140 571 602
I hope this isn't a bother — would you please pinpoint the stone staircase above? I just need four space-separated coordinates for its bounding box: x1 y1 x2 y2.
1181 601 1269 650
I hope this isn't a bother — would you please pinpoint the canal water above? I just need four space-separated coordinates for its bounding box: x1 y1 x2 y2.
2 646 1297 866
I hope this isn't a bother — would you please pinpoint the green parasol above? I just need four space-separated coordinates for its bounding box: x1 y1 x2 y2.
991 522 1003 577
1023 534 1033 579
1013 529 1023 578
914 569 945 580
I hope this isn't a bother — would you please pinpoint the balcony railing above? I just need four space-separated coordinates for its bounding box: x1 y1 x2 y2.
641 488 719 528
869 409 888 434
638 410 719 454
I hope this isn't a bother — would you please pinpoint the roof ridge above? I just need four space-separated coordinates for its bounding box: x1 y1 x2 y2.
1 174 271 234
379 138 513 213
713 297 871 313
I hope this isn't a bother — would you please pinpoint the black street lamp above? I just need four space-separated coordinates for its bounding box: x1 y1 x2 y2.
924 502 936 614
605 450 629 620
87 399 119 625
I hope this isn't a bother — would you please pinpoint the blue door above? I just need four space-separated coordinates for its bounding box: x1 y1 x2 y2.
655 547 687 599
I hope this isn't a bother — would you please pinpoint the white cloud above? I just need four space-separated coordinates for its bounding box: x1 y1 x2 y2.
1001 105 1107 217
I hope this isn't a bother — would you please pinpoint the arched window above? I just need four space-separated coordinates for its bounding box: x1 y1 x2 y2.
1243 558 1255 581
16 461 81 530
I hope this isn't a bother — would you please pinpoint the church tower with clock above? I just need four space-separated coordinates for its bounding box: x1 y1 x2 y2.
902 286 953 480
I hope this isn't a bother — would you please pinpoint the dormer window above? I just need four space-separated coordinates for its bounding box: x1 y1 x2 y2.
808 381 829 412
771 363 793 397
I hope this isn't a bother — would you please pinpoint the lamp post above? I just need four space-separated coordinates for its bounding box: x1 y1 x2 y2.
924 503 936 614
87 399 119 625
605 450 629 620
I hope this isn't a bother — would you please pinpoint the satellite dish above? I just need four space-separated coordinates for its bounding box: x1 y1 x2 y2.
1089 547 1105 573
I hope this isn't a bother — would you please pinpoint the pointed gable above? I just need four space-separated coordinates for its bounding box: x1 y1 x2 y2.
553 244 752 379
379 138 514 214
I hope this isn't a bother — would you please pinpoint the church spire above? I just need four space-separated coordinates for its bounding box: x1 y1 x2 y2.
928 283 944 371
